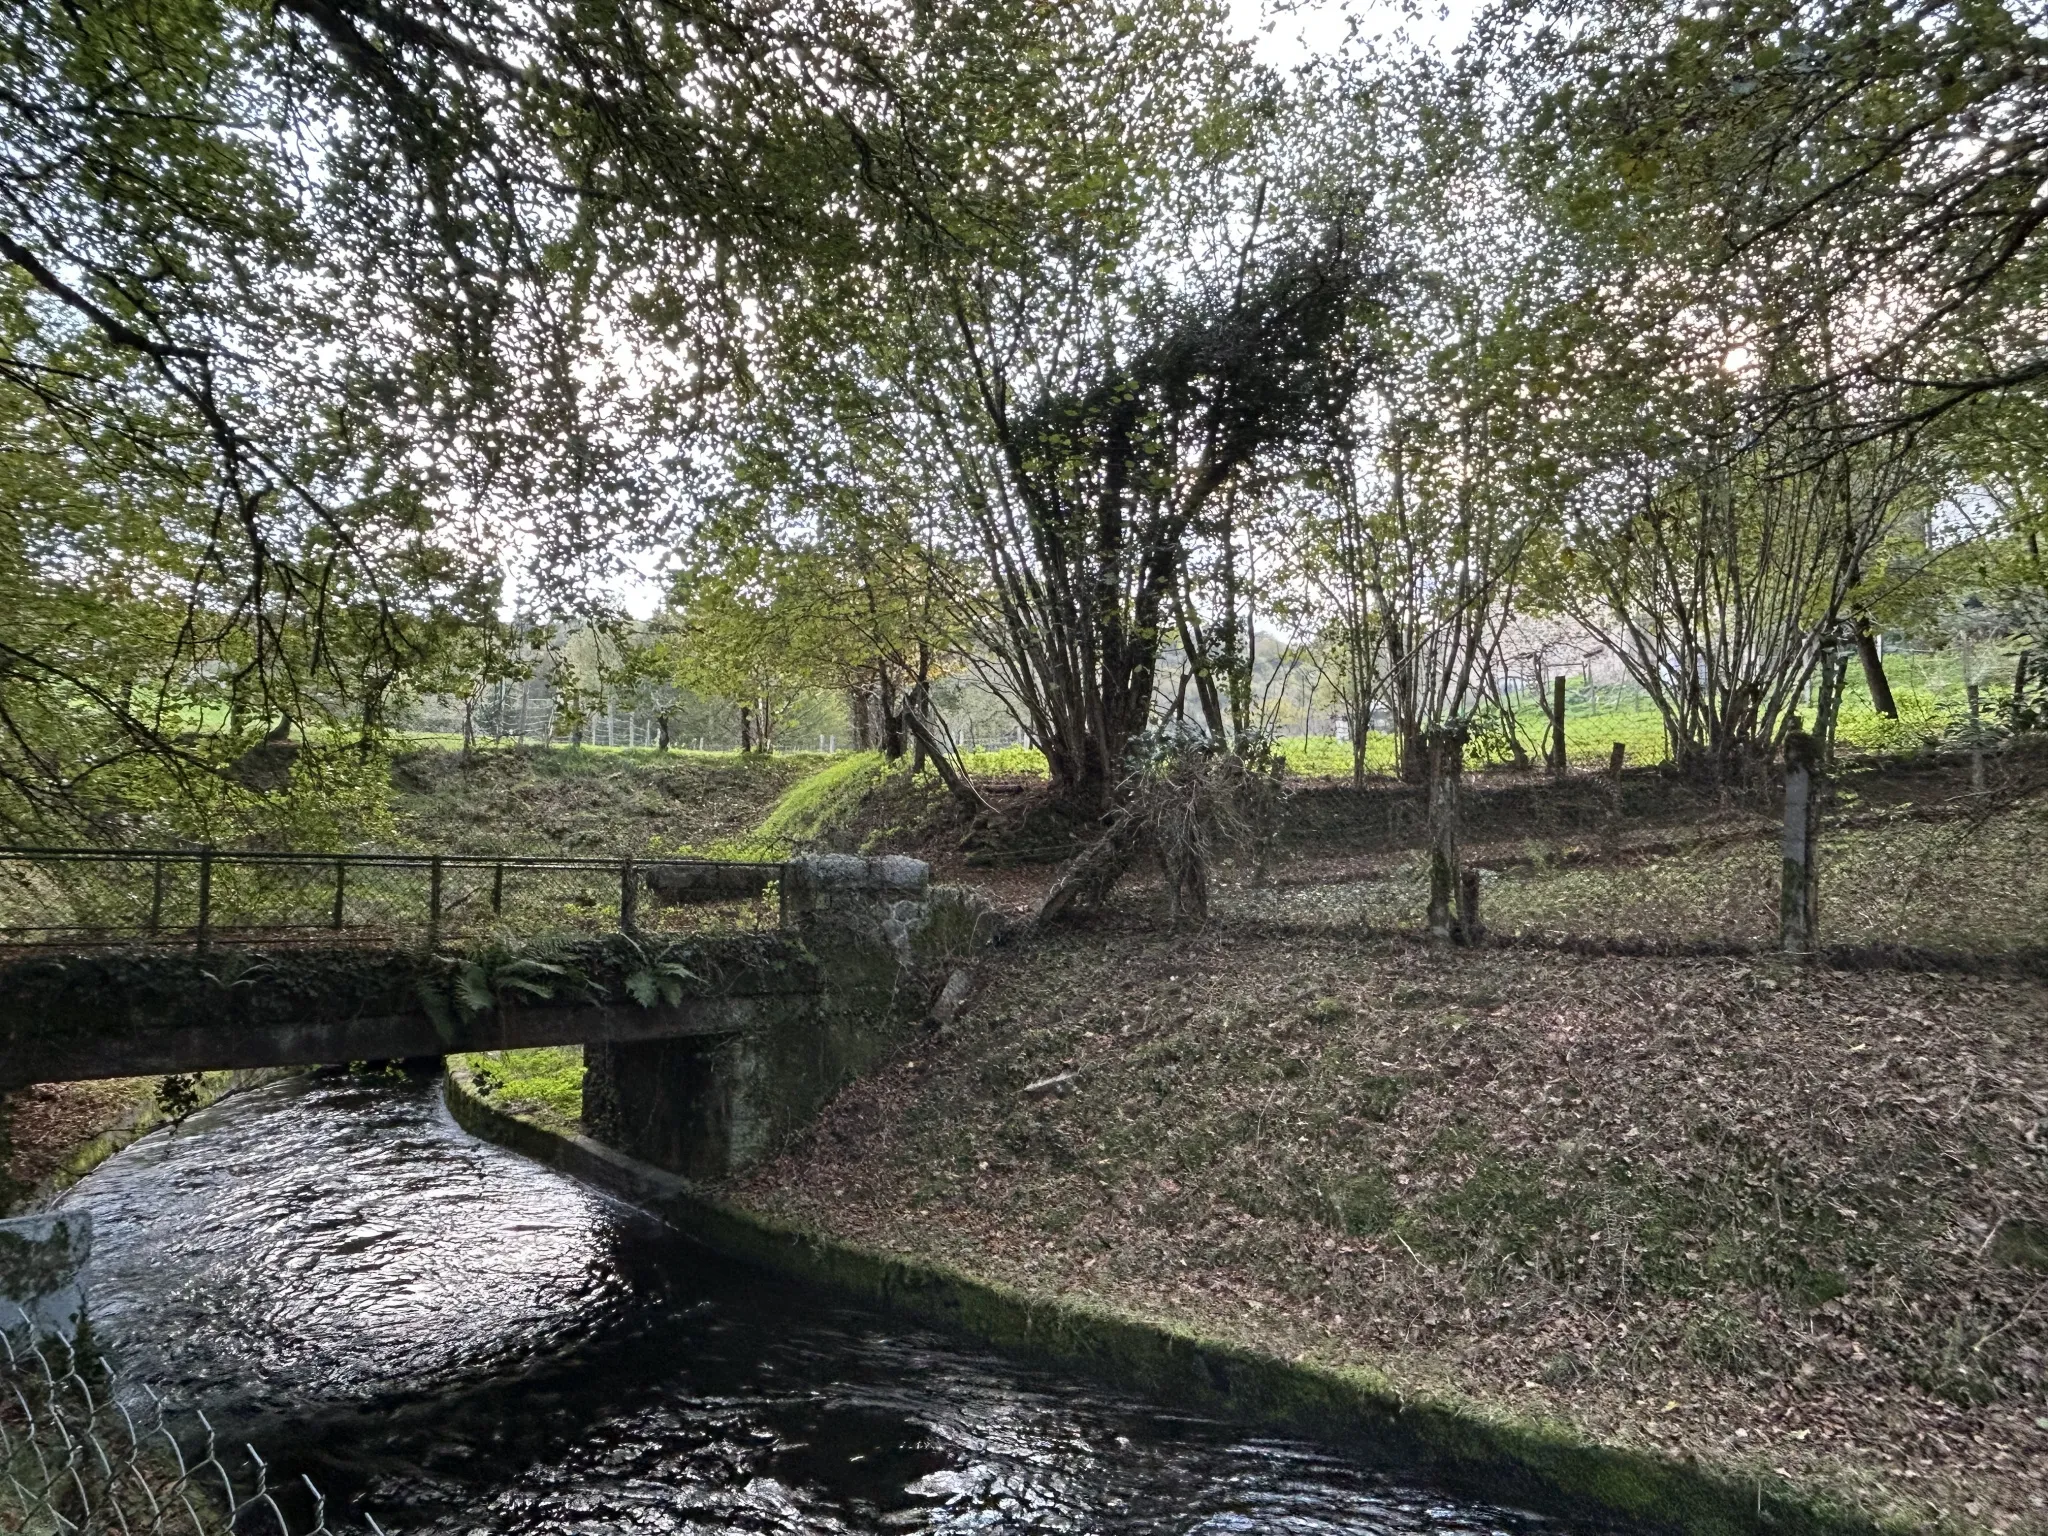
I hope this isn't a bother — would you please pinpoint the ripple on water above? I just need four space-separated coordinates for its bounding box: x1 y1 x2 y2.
62 1072 1597 1536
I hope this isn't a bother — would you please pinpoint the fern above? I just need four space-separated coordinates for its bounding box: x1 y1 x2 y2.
612 933 700 1009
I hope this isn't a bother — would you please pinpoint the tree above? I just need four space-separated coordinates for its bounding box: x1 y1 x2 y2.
1507 0 2048 440
1283 52 1557 781
0 0 941 829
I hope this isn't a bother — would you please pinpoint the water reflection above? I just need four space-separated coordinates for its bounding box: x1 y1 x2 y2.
64 1073 1583 1536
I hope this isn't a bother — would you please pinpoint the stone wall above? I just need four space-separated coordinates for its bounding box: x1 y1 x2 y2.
583 856 995 1180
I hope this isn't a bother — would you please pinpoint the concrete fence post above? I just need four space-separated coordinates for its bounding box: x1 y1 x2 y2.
331 858 347 930
1780 718 1819 958
147 856 165 938
427 855 444 952
620 856 639 935
1967 682 1986 793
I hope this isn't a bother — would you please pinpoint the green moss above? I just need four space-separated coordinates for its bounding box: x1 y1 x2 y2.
451 1046 584 1135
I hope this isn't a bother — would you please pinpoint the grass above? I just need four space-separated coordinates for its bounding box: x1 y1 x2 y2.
388 744 825 857
954 744 1051 779
1282 663 2017 781
449 1046 584 1136
738 751 898 857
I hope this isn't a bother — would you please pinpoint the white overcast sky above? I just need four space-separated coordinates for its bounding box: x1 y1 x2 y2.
1230 0 1479 68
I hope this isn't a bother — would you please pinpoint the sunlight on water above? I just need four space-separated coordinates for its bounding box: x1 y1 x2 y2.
63 1074 1598 1536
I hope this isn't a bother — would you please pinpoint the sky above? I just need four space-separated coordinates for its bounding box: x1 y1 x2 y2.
1231 0 1479 69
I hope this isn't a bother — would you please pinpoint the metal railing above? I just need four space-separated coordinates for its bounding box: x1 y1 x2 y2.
0 848 786 953
0 1317 374 1535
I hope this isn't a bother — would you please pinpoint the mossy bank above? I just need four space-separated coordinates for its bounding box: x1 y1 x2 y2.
442 1059 1894 1536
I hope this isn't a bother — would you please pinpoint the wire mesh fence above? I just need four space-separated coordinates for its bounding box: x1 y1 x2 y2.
0 1316 371 1536
0 849 786 954
1240 742 2048 964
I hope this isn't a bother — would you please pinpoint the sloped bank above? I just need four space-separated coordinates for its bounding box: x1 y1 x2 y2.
2 1067 300 1215
441 1065 1884 1536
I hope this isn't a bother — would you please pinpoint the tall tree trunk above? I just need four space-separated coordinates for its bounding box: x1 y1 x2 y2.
878 672 905 760
1853 616 1897 718
910 643 930 774
849 687 872 751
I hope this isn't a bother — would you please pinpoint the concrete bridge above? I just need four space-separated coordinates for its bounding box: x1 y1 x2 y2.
0 855 996 1178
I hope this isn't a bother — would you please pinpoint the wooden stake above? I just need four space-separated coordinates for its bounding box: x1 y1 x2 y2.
1551 676 1568 778
1779 720 1818 958
1425 726 1465 942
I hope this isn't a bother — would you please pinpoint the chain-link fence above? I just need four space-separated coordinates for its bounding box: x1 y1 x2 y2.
0 1318 372 1536
0 849 785 954
1246 740 2048 963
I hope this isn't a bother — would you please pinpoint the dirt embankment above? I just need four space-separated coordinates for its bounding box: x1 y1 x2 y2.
1 1078 158 1211
388 746 824 856
731 906 2048 1533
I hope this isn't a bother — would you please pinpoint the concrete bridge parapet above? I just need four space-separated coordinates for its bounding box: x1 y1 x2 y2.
0 854 997 1183
583 855 997 1180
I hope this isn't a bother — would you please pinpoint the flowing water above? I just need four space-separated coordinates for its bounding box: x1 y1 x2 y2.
61 1071 1603 1536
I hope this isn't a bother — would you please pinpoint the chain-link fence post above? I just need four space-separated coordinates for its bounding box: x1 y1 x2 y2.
195 848 214 955
427 856 443 952
619 856 638 935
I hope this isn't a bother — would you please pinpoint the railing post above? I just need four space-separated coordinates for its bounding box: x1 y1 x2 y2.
331 858 347 930
619 856 638 935
491 862 504 915
427 855 443 951
195 848 213 955
1780 717 1819 958
148 857 165 938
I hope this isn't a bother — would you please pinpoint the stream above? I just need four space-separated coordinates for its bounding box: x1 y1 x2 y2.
59 1070 1600 1535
